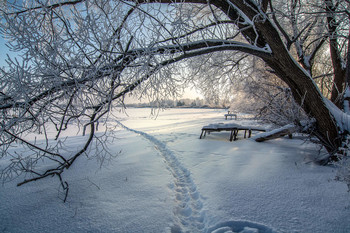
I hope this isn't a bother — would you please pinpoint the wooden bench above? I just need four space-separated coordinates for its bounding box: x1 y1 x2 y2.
224 113 237 120
200 123 266 141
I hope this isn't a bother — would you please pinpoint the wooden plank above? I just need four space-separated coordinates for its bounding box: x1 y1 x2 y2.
254 124 297 142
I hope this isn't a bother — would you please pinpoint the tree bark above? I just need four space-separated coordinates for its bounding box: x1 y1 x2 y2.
325 0 346 108
343 27 350 113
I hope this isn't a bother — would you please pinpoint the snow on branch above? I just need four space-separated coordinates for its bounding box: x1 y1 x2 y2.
325 98 350 133
5 0 85 15
129 39 272 59
225 0 255 26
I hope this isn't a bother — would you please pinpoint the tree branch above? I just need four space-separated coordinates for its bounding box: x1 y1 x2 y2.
7 0 85 15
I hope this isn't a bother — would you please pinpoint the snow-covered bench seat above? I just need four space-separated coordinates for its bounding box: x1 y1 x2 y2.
224 113 237 120
199 123 266 141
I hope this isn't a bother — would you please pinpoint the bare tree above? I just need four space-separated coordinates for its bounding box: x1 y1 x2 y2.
131 0 349 156
1 0 350 197
0 0 193 200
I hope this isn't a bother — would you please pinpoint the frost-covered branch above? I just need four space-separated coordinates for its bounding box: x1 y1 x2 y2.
4 0 85 15
1 0 350 199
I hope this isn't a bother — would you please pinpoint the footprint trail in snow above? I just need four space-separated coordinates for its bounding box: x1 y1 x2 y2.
117 121 207 232
117 121 279 233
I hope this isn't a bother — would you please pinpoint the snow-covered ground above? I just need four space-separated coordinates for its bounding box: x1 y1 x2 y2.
1 108 349 233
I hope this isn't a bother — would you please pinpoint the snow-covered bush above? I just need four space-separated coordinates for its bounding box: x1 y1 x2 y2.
335 158 350 192
334 136 350 191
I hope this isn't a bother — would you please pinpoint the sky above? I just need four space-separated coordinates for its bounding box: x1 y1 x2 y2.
182 87 204 99
0 37 9 67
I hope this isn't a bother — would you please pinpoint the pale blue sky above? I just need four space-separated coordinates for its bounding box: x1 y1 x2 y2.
0 37 9 67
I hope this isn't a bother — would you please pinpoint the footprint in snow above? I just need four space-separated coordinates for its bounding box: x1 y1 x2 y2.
117 121 207 232
116 121 279 233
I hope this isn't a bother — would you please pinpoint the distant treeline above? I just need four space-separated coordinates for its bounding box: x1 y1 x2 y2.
125 98 228 109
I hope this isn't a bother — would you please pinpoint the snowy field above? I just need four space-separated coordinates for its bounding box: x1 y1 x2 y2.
1 108 350 233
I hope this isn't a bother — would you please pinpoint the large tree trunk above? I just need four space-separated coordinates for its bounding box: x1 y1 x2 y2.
344 28 350 113
325 0 346 108
329 39 346 107
212 0 342 154
264 55 341 153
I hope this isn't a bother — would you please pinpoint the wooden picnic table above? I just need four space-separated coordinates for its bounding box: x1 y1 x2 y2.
199 123 266 141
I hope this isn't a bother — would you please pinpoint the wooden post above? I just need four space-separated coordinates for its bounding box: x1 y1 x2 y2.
230 130 234 141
